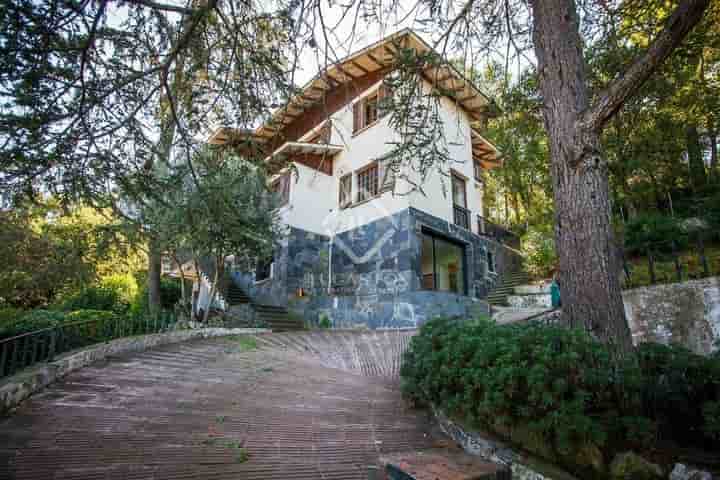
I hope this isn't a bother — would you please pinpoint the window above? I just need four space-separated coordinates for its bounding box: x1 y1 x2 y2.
352 85 389 133
451 171 467 208
473 160 483 183
486 249 496 273
421 231 466 295
339 173 352 208
451 171 469 229
364 94 378 127
271 173 290 207
356 162 379 203
256 257 273 282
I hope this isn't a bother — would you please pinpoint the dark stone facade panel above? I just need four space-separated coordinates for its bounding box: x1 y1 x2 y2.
231 207 524 329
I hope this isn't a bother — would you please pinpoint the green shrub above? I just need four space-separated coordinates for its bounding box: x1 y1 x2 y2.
401 318 719 476
624 213 687 255
318 314 331 329
130 277 182 315
0 309 67 339
0 307 24 329
521 227 557 279
59 285 129 313
100 274 138 306
635 342 720 444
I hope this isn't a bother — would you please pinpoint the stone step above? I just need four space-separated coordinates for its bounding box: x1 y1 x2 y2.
378 449 510 480
507 292 552 309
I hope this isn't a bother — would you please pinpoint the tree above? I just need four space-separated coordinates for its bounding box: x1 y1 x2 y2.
146 148 281 322
0 200 144 308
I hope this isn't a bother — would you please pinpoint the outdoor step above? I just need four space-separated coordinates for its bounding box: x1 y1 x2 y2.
379 449 510 480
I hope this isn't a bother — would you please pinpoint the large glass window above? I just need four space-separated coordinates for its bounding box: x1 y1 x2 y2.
421 231 466 295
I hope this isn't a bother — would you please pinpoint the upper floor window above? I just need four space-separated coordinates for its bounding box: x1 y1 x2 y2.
339 173 352 209
356 162 379 203
271 172 290 207
473 160 483 183
451 170 469 229
352 85 389 134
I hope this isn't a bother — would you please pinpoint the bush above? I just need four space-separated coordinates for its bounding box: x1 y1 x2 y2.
635 342 720 444
0 309 67 339
624 213 687 255
59 285 128 313
55 274 138 314
401 318 720 476
521 227 557 279
130 277 182 315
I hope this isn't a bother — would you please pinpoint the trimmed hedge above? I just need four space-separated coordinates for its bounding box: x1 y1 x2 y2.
400 317 720 477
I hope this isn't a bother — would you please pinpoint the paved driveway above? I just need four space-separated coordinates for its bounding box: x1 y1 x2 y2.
0 330 442 479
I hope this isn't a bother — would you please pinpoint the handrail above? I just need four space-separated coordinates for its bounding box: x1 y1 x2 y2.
477 215 521 250
0 312 182 379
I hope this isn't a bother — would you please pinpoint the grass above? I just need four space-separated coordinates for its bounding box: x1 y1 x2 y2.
224 335 258 353
624 245 720 289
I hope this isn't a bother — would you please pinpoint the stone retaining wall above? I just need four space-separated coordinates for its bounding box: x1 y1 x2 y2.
623 276 720 355
0 327 269 414
433 408 578 480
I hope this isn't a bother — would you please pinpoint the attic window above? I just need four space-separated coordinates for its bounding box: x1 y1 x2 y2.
353 85 389 134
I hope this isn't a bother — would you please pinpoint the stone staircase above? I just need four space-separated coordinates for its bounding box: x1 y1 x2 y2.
223 277 304 332
485 270 531 306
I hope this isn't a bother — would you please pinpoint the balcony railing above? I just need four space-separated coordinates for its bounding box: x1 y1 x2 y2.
477 215 521 250
453 204 470 230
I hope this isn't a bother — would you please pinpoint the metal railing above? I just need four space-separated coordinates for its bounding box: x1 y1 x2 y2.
453 204 470 230
621 234 720 288
477 215 521 250
0 311 179 379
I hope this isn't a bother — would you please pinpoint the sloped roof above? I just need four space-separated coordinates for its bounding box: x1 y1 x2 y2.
209 28 502 167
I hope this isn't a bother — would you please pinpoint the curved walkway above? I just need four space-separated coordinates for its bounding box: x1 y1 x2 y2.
0 330 443 479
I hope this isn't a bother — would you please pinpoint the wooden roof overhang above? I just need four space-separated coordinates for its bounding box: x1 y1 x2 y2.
265 142 344 176
471 131 502 169
208 28 504 170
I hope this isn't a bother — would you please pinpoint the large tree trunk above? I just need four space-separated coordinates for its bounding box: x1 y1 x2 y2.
148 239 163 313
531 0 634 356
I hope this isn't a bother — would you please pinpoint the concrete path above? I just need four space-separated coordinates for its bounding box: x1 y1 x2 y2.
0 330 444 480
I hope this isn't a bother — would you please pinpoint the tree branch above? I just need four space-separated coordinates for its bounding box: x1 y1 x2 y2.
581 0 711 132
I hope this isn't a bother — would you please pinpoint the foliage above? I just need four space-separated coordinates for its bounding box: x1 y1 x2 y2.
401 318 720 476
131 277 182 315
57 273 138 313
0 202 145 309
635 342 720 443
0 310 66 339
0 1 300 210
318 314 332 329
521 225 557 279
623 213 688 254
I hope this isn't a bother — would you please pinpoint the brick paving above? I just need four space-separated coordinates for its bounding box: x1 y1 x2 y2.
0 330 444 479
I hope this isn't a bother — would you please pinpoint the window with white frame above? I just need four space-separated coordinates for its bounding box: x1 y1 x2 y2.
356 162 379 203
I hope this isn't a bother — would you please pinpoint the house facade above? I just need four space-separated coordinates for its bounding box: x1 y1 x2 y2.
211 29 523 329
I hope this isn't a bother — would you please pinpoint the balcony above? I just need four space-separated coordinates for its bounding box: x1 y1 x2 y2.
477 215 520 250
453 204 470 230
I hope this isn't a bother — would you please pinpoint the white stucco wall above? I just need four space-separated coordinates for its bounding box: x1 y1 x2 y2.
275 162 336 235
280 76 486 236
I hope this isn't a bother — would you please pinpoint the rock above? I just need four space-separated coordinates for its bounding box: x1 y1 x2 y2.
669 463 713 480
610 452 664 480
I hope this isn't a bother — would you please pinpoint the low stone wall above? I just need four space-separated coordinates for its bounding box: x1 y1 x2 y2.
623 276 720 355
0 327 269 414
433 408 578 480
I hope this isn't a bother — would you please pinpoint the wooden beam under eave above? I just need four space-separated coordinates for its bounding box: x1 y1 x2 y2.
350 60 370 75
366 51 387 68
